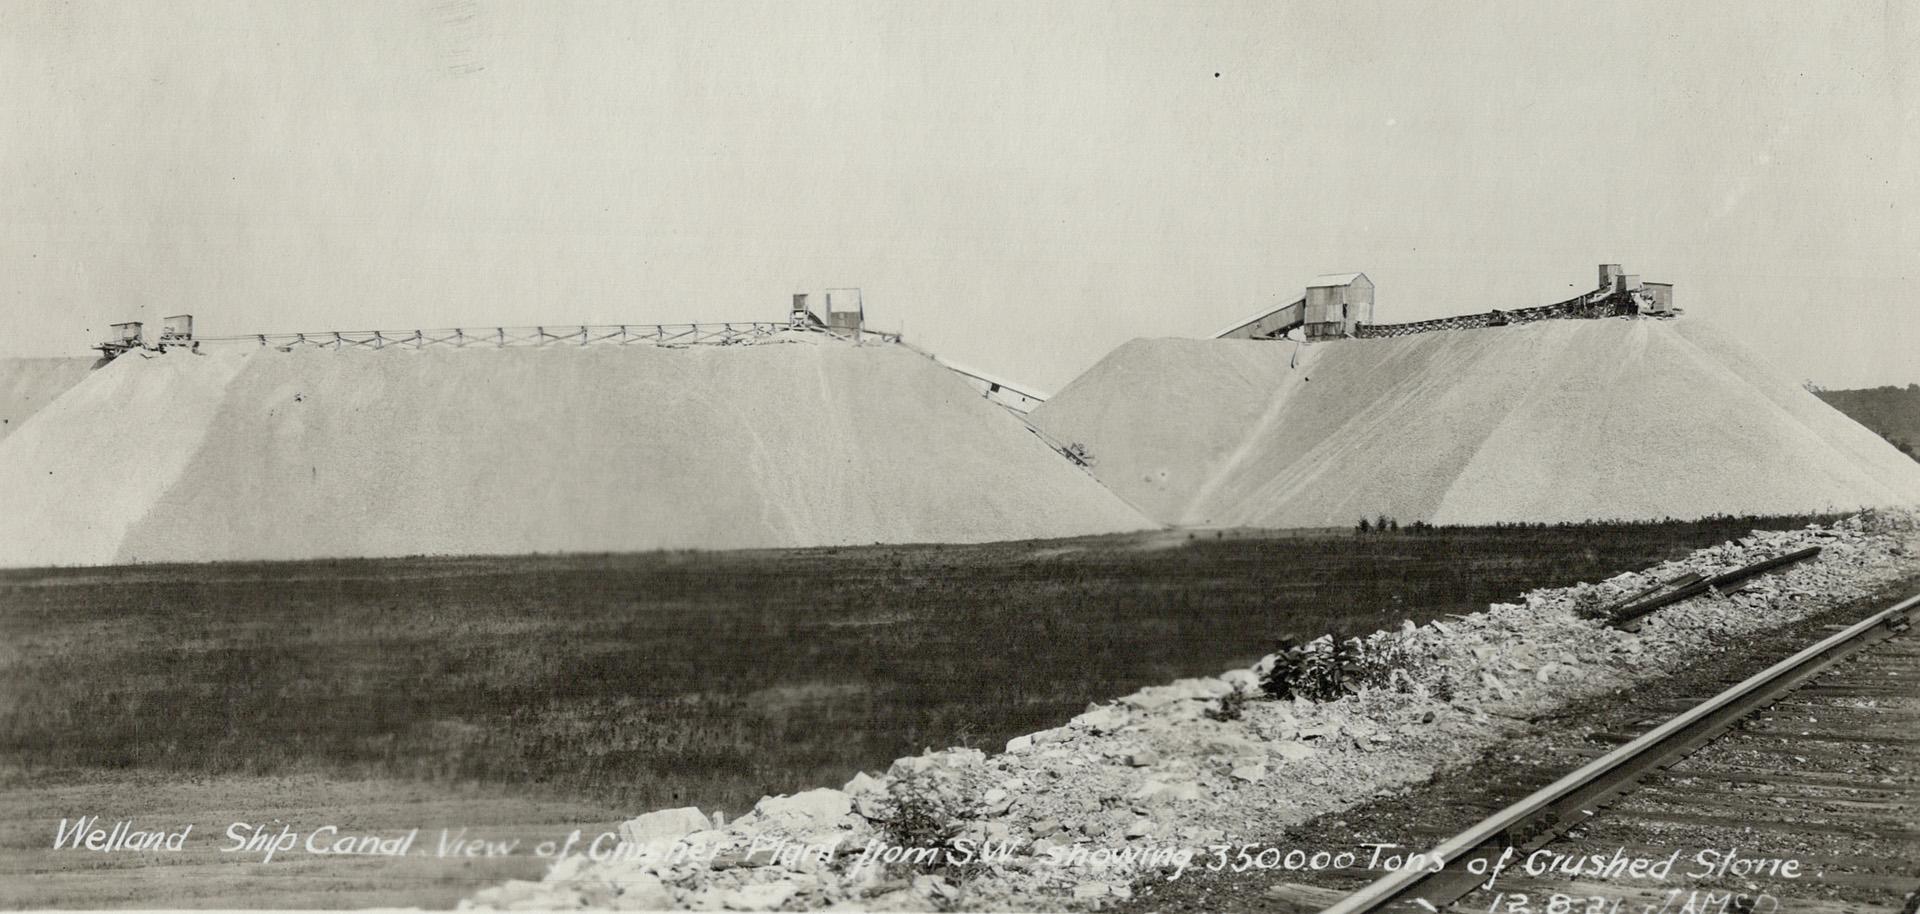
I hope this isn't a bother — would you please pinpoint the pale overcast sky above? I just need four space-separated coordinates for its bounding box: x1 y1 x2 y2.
3 1 1914 391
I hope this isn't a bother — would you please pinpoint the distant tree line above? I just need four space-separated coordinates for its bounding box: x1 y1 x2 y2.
1811 383 1920 464
1358 512 1847 535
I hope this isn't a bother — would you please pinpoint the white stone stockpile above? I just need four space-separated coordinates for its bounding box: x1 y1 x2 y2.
0 356 94 443
1026 319 1920 528
0 336 1150 567
465 512 1920 912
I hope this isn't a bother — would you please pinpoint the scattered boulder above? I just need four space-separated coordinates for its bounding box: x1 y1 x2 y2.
843 771 884 797
544 853 592 884
1028 727 1073 746
930 747 988 768
1131 778 1203 804
618 807 710 848
1072 704 1131 733
1072 882 1113 899
751 788 852 838
1269 740 1315 761
609 875 674 910
1122 688 1181 710
722 882 796 910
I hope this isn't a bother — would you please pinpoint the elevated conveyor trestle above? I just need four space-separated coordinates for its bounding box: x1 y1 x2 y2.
1214 298 1306 341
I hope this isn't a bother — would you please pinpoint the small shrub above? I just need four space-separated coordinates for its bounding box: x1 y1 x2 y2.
1570 586 1617 621
868 773 980 878
1348 633 1420 692
1206 687 1249 722
1264 631 1450 703
1298 637 1360 700
1262 635 1360 701
1260 637 1305 700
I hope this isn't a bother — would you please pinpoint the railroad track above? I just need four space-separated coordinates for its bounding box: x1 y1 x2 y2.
1321 590 1920 914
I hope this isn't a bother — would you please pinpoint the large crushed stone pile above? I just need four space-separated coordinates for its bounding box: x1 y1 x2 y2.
1027 319 1920 527
0 338 1150 567
0 356 94 444
466 512 1920 912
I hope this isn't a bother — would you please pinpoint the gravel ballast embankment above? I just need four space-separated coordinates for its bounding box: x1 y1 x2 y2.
466 512 1920 912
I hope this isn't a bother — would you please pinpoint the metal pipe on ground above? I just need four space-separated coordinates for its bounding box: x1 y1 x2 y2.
1609 545 1823 629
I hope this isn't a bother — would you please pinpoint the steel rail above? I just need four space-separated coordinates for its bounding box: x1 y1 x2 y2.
1320 586 1920 914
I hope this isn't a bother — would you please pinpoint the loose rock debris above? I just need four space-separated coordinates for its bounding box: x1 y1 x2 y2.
465 511 1920 912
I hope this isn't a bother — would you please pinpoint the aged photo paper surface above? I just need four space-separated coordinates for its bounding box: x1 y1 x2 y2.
2 2 1917 912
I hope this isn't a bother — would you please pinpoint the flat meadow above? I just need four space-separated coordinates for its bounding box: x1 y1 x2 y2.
0 516 1826 907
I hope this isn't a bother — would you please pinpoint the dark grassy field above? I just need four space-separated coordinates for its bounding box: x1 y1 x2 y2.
0 517 1828 818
